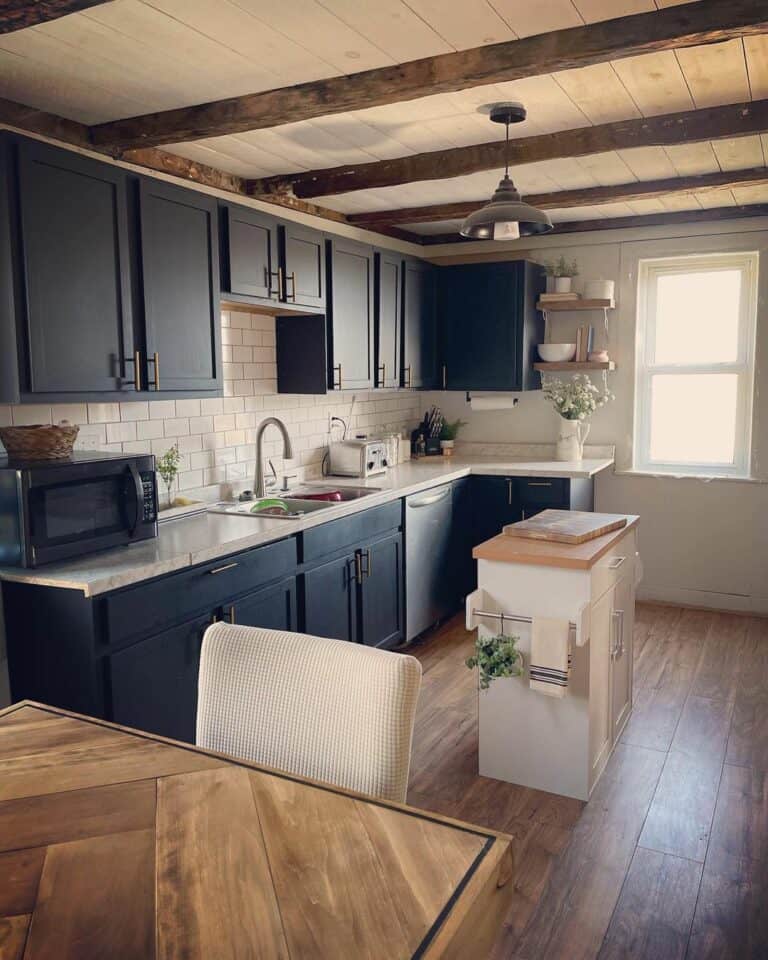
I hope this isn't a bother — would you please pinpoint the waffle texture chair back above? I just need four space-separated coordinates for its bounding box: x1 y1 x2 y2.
197 623 422 803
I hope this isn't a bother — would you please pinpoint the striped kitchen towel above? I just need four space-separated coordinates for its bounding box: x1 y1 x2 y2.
530 617 571 698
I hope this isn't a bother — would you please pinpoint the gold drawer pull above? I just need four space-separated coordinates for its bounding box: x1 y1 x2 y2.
208 562 239 575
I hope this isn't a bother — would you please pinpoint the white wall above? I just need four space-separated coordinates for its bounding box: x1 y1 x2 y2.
426 222 768 613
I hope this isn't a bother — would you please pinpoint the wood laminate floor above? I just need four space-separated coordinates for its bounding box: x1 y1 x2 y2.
406 604 768 960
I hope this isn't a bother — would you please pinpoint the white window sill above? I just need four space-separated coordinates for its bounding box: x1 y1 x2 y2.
614 468 767 485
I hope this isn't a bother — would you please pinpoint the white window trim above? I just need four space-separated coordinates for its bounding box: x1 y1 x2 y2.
634 251 758 478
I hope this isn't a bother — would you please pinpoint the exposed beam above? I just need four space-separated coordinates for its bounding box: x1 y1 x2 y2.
249 100 768 199
0 0 113 34
346 168 768 227
121 148 246 196
89 0 768 151
418 204 768 245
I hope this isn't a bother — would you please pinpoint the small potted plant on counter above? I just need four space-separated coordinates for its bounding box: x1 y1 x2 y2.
157 443 181 510
439 418 467 457
466 633 523 690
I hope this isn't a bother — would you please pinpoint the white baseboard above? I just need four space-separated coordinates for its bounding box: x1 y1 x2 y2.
638 583 768 616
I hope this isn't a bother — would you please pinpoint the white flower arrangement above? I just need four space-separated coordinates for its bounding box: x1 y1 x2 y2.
542 374 614 421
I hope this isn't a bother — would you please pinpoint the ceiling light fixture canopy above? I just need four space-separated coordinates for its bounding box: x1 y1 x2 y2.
460 102 553 240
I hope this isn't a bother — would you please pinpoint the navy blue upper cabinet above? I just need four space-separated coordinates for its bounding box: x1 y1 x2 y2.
402 257 437 389
139 178 221 393
281 221 325 310
221 203 280 304
12 139 134 397
374 249 402 389
326 237 374 390
438 260 544 391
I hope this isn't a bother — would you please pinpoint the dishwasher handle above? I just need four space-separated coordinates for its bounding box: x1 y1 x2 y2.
407 486 452 508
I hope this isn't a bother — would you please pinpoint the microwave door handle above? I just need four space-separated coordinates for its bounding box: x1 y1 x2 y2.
127 462 143 536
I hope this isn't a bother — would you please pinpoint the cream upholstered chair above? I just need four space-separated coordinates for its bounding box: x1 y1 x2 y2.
196 623 422 803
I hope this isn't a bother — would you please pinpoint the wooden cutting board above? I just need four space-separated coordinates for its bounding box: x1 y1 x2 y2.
504 509 628 544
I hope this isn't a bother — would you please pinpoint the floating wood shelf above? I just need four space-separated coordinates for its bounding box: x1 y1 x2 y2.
536 299 614 311
534 361 616 372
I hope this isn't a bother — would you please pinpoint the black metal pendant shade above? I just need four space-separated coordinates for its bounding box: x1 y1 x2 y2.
460 102 553 240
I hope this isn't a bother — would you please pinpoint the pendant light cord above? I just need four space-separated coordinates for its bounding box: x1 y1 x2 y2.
504 119 510 177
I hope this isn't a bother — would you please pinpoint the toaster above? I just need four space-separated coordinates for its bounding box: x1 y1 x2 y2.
328 439 389 478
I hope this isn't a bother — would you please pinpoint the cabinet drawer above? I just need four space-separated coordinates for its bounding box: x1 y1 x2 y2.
591 528 637 601
517 477 569 507
301 501 401 563
103 537 297 647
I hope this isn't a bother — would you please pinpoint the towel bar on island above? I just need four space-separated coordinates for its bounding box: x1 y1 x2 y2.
470 608 577 631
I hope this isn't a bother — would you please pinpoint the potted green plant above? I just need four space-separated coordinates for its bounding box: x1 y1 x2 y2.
465 633 523 690
157 443 181 509
439 418 467 457
543 256 579 294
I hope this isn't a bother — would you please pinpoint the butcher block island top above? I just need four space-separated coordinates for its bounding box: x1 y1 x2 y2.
0 701 513 960
473 514 639 570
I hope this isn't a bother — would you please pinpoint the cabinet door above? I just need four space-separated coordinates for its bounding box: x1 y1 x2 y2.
402 258 437 389
471 477 521 547
223 204 279 302
17 140 133 393
518 477 571 521
280 222 325 309
225 576 297 632
109 612 211 743
302 553 358 642
451 477 475 601
610 571 635 743
375 249 401 388
140 179 220 392
360 533 404 649
328 237 374 390
589 587 614 786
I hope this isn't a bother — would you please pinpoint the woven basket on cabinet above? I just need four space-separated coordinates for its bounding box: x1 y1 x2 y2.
0 424 79 459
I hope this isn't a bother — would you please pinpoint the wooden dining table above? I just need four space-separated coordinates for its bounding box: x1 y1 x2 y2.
0 700 514 959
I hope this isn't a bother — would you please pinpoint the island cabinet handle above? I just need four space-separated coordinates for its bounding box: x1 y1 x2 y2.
608 556 626 570
208 562 239 575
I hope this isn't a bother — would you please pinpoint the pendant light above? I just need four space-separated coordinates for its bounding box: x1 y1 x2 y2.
460 102 553 240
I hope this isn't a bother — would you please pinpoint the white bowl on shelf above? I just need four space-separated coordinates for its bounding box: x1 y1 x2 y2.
537 343 576 362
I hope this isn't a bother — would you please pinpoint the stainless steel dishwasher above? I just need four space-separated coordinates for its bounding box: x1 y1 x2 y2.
405 483 454 641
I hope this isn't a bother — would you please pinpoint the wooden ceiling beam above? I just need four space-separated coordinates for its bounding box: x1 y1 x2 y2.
346 168 768 227
0 1 114 34
419 204 768 245
249 99 768 199
89 0 768 151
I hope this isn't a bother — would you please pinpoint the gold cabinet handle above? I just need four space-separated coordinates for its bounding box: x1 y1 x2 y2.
354 552 363 585
135 350 142 391
208 561 239 575
442 364 447 389
227 605 236 624
527 481 552 487
333 364 342 390
278 265 285 300
266 267 280 299
147 352 160 390
287 271 297 302
363 548 372 579
404 364 412 389
377 362 386 388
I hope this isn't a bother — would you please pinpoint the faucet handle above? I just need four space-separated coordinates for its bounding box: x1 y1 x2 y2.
281 474 298 492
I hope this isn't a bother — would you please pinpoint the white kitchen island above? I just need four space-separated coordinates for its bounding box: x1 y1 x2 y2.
467 516 640 801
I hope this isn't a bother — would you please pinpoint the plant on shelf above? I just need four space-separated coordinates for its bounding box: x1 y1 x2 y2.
543 255 579 293
157 443 181 509
466 632 523 690
439 418 467 457
542 373 613 461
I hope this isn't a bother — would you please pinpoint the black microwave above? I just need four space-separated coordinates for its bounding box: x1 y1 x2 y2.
0 451 158 568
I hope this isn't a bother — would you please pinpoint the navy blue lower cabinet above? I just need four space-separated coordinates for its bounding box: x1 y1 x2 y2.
360 532 404 649
109 612 212 744
302 552 359 643
451 478 475 601
226 575 297 632
472 476 521 547
472 475 595 543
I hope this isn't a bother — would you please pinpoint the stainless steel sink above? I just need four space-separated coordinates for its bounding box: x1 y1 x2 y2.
283 485 382 502
209 497 338 519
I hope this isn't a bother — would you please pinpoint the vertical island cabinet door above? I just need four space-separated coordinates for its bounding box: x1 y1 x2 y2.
224 576 298 632
402 258 437 389
360 533 404 648
17 141 134 394
280 222 325 309
109 612 212 743
588 586 614 789
610 570 635 743
328 237 374 390
222 204 279 302
303 553 358 643
375 250 402 388
139 179 220 392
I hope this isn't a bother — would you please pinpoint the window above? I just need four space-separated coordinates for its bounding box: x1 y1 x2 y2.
634 251 758 477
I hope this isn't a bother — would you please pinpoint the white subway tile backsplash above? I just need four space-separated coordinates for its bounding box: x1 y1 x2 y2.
3 311 420 501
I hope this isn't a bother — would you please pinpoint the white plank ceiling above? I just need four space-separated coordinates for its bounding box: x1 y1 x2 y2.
1 0 767 235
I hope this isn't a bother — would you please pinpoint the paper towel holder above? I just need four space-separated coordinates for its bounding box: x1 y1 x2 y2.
465 391 519 405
